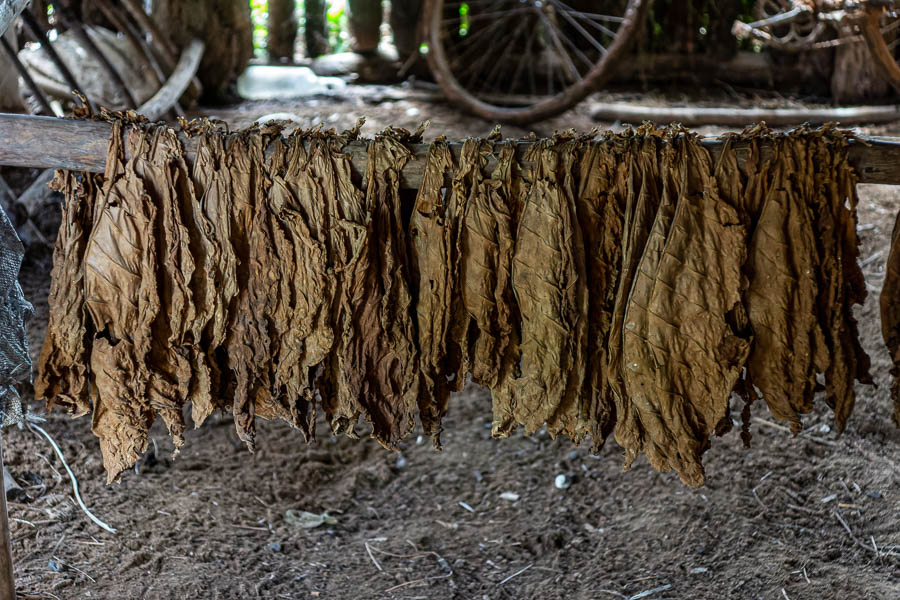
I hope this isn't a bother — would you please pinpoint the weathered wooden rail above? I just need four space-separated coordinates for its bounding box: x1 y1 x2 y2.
3 113 900 186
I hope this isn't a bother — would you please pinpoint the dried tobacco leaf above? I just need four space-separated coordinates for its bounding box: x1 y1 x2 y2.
35 169 98 416
609 131 665 466
510 137 588 439
621 135 749 487
575 139 627 450
190 131 239 426
83 125 161 481
461 142 523 438
738 129 871 434
408 139 457 443
883 211 900 427
324 129 419 448
36 118 881 486
804 130 871 432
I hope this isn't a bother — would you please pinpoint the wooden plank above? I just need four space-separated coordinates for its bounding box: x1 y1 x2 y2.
0 37 54 116
3 113 900 186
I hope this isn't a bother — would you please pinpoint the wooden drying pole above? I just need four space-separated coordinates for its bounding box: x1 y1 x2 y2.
3 113 900 186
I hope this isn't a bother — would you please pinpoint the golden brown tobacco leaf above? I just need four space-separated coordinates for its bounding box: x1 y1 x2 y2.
509 136 588 440
35 168 99 417
408 139 457 444
461 142 523 438
882 211 900 427
189 130 239 426
804 131 871 432
222 129 275 449
737 129 871 434
36 119 880 486
575 138 626 451
621 134 750 487
325 129 419 448
82 125 162 481
609 130 665 466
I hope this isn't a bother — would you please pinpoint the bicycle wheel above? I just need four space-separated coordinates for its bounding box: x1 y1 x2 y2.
861 2 900 92
425 0 650 125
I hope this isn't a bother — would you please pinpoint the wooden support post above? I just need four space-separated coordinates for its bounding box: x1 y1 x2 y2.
0 430 15 600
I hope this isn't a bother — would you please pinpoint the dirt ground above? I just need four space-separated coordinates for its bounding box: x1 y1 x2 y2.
4 87 900 600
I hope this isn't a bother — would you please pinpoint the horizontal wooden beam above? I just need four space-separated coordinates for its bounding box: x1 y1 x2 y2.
2 113 900 187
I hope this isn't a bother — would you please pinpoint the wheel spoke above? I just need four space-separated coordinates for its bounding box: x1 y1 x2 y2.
479 14 532 95
550 16 599 69
549 0 626 25
536 9 585 83
442 7 532 26
551 0 610 56
510 21 539 98
448 14 519 68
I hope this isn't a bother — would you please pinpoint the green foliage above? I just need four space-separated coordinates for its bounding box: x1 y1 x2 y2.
250 0 268 57
250 0 308 58
327 1 349 54
645 0 760 54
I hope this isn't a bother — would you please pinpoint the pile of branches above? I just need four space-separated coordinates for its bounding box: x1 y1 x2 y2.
36 118 880 487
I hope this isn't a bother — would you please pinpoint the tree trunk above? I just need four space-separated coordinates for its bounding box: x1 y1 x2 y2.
151 0 252 99
304 0 330 58
267 0 297 63
389 0 420 58
832 23 890 103
347 0 382 53
707 0 741 59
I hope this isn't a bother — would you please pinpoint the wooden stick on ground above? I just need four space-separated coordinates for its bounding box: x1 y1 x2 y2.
0 429 15 600
589 102 900 127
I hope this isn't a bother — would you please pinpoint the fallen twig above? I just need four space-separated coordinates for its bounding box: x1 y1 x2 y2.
629 584 673 600
832 510 876 554
499 564 532 585
750 417 839 447
28 423 117 534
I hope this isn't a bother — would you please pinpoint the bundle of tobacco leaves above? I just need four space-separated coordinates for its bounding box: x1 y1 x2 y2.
36 118 876 486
